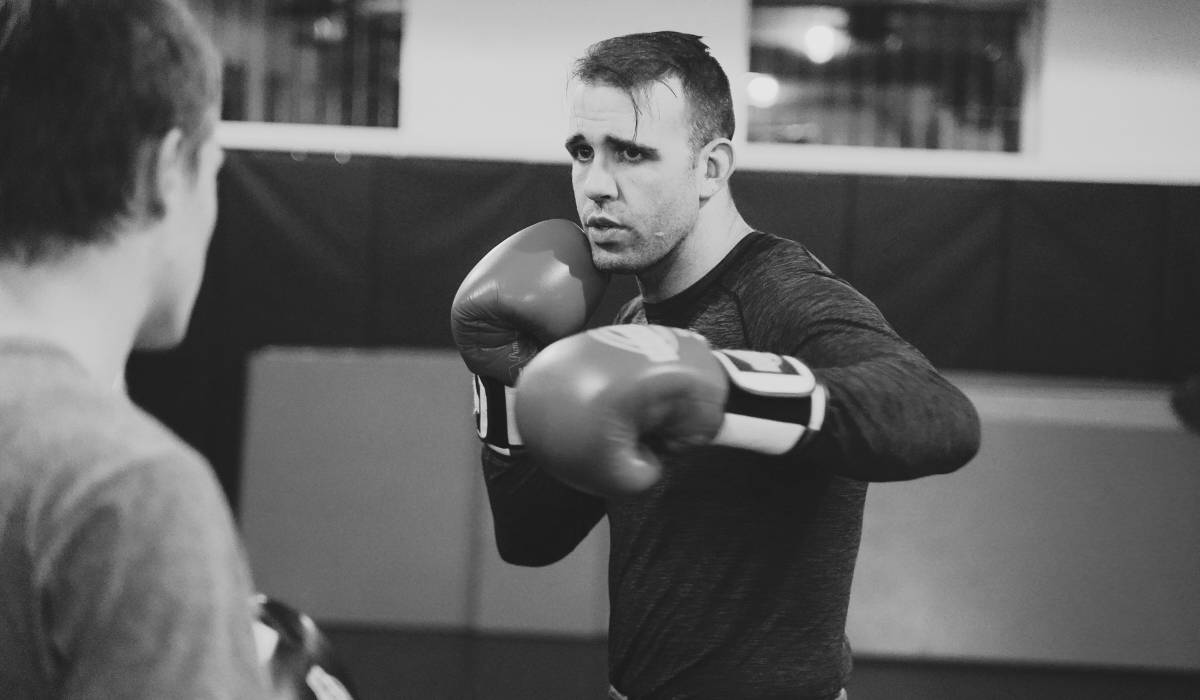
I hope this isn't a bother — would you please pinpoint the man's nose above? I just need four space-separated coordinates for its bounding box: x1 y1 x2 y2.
579 161 617 202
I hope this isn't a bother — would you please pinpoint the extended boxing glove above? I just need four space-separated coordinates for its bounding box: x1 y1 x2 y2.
514 325 827 496
450 219 609 454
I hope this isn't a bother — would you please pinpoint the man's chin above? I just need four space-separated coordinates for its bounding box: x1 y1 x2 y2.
589 248 640 274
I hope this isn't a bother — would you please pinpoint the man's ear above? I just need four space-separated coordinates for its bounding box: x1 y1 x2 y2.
147 128 187 217
697 138 735 200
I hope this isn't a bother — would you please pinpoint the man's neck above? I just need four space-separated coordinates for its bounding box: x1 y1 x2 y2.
0 249 143 389
637 201 752 303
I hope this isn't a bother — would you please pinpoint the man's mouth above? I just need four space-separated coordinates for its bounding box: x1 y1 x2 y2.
586 222 626 245
586 215 620 229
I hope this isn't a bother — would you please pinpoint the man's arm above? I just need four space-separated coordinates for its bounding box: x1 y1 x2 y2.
773 274 981 482
451 220 611 563
804 348 980 481
481 448 607 566
510 319 979 496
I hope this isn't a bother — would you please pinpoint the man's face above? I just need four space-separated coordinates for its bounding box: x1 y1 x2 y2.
566 77 702 274
136 120 224 350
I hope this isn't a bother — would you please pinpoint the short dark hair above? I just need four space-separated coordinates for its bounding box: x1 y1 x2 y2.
0 0 222 262
572 31 735 154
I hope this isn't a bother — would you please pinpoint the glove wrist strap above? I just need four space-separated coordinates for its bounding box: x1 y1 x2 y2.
709 349 827 455
473 374 522 455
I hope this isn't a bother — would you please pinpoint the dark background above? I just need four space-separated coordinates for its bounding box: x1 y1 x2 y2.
126 150 1200 511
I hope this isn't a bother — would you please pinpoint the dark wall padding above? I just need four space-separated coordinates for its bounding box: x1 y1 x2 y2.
1004 182 1173 379
1165 187 1200 376
848 176 1008 371
730 171 853 272
125 151 1200 508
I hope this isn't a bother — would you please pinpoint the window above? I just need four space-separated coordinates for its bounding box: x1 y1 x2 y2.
191 0 404 128
748 0 1040 152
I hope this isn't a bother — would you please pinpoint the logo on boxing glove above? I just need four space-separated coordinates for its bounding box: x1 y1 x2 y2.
587 325 706 363
714 349 818 396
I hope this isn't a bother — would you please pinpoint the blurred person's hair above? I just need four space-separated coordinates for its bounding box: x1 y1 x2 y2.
0 0 222 263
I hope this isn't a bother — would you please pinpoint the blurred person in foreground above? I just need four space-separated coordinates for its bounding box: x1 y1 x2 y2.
0 1 273 696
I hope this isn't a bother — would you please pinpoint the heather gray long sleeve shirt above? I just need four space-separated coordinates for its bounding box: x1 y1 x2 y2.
482 232 981 699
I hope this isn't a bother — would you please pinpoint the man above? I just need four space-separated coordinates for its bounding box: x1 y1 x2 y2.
0 1 272 697
453 32 981 699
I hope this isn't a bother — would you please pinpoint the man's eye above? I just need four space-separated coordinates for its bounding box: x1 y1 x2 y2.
570 146 594 162
618 147 644 162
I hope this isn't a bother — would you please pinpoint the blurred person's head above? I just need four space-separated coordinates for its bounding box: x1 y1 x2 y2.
0 0 224 349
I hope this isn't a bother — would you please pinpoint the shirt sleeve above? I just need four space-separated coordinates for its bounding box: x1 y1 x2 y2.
762 270 981 482
34 453 272 700
480 446 607 566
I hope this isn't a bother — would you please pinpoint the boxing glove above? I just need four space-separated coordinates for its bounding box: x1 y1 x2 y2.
514 325 827 496
451 219 609 453
252 594 356 700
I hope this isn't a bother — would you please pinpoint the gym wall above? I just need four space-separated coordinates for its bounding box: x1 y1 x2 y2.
125 152 1200 671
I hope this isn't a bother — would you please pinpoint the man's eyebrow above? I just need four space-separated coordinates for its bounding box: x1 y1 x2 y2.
563 134 660 159
604 135 657 157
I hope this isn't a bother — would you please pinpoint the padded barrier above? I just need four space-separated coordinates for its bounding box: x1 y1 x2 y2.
238 348 1200 669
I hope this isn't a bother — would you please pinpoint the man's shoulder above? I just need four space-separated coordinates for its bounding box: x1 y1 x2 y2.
0 350 214 525
3 369 197 469
741 231 832 273
725 232 840 300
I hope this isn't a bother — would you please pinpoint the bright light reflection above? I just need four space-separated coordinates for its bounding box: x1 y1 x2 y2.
746 73 781 109
804 24 838 64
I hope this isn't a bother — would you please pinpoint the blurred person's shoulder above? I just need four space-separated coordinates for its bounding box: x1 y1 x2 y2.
0 338 218 529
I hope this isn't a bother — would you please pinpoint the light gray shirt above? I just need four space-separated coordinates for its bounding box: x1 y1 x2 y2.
0 341 271 699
